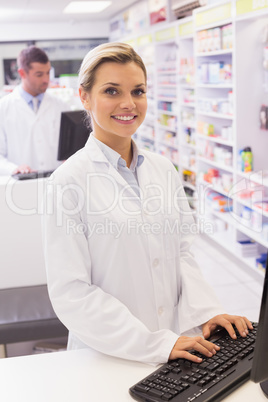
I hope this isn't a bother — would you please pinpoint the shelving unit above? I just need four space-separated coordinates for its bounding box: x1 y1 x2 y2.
119 0 268 278
154 27 179 168
131 35 156 152
177 19 196 206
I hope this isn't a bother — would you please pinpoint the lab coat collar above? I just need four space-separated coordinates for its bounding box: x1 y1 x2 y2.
11 86 50 117
84 136 149 199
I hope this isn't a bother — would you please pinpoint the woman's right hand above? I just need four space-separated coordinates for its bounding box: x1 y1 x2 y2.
169 336 220 362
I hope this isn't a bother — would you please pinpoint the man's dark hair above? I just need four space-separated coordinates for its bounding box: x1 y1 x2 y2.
17 46 49 72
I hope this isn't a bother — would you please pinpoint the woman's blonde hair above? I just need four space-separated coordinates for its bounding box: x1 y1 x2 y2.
78 42 147 92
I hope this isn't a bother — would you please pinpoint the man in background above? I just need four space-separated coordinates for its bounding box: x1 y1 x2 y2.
0 46 69 175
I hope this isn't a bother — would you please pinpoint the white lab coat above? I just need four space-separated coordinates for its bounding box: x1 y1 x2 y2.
0 86 69 175
43 136 225 364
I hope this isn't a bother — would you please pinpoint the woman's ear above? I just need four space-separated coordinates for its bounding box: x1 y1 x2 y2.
79 87 91 110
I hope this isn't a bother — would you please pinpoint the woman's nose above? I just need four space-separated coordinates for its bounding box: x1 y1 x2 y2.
120 94 136 109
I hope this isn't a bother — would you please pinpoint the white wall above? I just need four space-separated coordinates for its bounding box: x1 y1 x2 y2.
0 21 109 42
0 20 109 89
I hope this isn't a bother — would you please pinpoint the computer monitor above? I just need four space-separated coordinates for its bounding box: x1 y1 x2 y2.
250 255 268 398
57 110 91 161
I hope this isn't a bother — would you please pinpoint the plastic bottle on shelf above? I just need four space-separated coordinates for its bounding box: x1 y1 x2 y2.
241 147 253 172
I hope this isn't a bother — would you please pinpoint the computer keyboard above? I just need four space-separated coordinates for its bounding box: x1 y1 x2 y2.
129 323 258 402
12 170 54 180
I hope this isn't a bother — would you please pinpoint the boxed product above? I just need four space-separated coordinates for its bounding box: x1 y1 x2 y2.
236 240 258 257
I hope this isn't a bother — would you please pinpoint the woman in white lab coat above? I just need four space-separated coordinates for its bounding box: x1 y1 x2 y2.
43 42 252 365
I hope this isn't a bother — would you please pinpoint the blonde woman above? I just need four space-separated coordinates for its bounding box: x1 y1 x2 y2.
43 42 252 365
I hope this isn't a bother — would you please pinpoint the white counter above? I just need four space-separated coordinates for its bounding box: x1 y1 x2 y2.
0 348 266 402
0 176 47 289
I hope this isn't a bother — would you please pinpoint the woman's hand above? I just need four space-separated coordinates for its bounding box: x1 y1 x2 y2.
202 314 253 340
169 336 220 362
169 314 253 362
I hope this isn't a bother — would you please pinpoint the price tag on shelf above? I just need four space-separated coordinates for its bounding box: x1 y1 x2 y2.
195 2 232 27
137 34 153 47
179 21 193 37
155 27 176 41
123 39 137 48
236 0 268 15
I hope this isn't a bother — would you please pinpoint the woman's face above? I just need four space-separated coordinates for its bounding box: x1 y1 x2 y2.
80 61 147 146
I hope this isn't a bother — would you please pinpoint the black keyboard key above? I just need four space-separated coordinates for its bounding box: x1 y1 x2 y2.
175 386 184 393
162 393 173 401
194 373 204 380
206 362 220 371
187 377 198 384
171 367 181 374
169 389 179 396
134 384 150 393
148 388 164 397
199 361 210 368
197 379 207 387
160 368 170 375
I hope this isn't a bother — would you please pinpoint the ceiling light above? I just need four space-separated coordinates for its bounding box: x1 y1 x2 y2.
64 1 112 14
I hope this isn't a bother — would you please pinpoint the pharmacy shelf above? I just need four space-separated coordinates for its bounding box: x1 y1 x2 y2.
196 49 233 57
236 171 268 188
209 211 268 252
196 111 234 120
197 156 234 173
180 102 196 108
196 84 233 89
157 109 177 116
157 84 177 88
205 231 265 278
233 196 268 219
158 140 178 149
181 142 196 151
180 84 195 89
196 133 234 147
157 96 177 102
157 123 177 132
235 222 268 249
195 18 233 32
180 164 197 173
211 210 234 226
181 122 196 129
137 133 155 142
198 179 231 198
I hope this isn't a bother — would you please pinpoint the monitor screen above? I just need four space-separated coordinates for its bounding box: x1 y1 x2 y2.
57 110 91 161
250 255 268 397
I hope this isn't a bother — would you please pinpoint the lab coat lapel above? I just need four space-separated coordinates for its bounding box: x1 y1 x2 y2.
85 137 140 198
12 87 35 116
136 152 153 201
38 92 50 115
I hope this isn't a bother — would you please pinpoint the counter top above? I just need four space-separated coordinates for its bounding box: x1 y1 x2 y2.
0 348 266 402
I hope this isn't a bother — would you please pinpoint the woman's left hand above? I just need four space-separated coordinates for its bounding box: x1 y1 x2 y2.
202 314 254 340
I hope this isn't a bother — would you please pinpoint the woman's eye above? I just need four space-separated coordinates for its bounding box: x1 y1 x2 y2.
105 88 117 95
133 89 146 96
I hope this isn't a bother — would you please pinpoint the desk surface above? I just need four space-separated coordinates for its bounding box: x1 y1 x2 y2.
0 348 266 402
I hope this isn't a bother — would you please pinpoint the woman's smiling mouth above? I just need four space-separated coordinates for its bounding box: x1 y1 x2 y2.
112 115 137 123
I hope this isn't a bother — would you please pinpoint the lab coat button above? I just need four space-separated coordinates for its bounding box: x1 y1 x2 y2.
158 307 164 316
153 258 159 267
